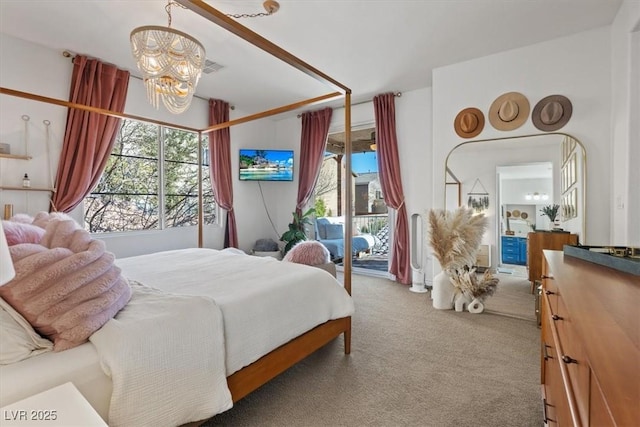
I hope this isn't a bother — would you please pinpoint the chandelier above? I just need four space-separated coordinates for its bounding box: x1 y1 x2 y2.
130 1 205 114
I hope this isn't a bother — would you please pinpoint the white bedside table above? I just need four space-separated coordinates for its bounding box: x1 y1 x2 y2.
0 382 107 426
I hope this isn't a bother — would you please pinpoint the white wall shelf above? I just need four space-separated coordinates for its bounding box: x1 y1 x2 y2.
0 153 32 160
0 186 55 192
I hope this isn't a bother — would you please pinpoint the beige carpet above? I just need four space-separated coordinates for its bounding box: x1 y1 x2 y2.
482 272 537 322
203 273 541 427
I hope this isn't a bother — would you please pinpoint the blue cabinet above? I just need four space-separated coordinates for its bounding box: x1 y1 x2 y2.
501 236 527 265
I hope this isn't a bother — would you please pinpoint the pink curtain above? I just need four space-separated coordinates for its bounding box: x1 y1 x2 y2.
374 93 411 284
296 107 333 215
208 98 238 248
51 55 129 213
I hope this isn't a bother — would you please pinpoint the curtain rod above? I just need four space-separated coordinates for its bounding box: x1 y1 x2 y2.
62 50 235 109
296 92 401 118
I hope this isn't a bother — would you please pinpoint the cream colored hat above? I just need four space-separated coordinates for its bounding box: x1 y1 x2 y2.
489 92 530 131
454 107 484 138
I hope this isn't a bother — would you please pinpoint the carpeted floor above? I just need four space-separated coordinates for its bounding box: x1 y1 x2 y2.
202 273 541 427
482 273 536 322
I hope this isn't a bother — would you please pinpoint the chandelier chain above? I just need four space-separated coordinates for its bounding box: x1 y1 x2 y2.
226 12 274 19
165 1 187 27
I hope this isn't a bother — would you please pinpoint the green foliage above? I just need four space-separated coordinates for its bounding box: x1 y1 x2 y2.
280 207 316 254
84 119 216 232
540 204 560 222
314 198 327 218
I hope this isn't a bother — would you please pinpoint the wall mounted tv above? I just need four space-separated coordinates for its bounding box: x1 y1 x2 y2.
239 149 294 182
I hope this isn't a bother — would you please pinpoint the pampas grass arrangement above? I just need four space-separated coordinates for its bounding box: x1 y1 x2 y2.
427 207 489 272
450 268 499 300
427 206 499 300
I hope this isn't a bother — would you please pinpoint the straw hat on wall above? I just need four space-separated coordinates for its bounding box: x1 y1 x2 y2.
532 95 573 131
454 107 485 138
488 92 530 131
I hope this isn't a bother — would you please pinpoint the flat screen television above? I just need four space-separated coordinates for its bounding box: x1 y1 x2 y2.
239 149 294 181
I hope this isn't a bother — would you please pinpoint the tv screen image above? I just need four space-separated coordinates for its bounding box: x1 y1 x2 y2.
239 149 294 181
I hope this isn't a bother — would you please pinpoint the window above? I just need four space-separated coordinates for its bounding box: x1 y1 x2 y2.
84 119 216 232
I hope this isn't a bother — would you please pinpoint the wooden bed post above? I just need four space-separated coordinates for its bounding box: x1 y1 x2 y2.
343 92 352 296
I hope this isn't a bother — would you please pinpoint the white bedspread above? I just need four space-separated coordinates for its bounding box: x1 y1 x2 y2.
116 248 355 375
89 282 232 427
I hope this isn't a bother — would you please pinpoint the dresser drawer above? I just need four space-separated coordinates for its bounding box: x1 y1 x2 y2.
501 237 520 248
502 246 519 254
555 297 590 425
502 253 520 264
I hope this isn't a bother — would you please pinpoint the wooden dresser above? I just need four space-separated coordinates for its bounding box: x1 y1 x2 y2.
528 232 578 286
540 250 640 426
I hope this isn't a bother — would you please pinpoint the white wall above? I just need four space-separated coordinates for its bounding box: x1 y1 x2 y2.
432 26 613 246
611 0 640 246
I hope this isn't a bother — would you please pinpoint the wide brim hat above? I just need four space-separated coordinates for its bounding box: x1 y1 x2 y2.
454 107 484 138
532 95 573 131
489 92 530 131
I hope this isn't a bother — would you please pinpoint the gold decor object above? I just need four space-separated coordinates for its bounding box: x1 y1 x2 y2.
130 1 206 114
4 204 13 220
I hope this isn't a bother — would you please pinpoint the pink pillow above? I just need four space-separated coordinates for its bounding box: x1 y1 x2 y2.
0 220 131 351
283 241 330 266
2 220 45 246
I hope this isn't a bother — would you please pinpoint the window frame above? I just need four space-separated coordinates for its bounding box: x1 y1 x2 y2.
83 119 219 233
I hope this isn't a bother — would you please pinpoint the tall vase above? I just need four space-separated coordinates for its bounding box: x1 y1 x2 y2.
432 270 455 310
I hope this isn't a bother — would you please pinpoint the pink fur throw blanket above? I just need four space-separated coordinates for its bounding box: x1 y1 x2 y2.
0 219 131 352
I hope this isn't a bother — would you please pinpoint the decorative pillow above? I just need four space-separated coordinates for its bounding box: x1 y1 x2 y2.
0 219 131 352
0 297 53 364
283 240 331 266
325 223 344 240
9 213 34 224
2 220 45 246
32 211 80 230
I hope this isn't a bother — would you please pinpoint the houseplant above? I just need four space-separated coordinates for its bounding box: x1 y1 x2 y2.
540 204 560 229
280 207 316 255
427 207 496 309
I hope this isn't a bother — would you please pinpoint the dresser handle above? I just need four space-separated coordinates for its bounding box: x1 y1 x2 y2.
542 398 553 423
552 314 563 321
543 344 552 361
541 275 553 280
562 355 577 364
545 290 556 295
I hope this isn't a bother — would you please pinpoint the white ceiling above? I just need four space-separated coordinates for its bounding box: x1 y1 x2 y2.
0 0 623 117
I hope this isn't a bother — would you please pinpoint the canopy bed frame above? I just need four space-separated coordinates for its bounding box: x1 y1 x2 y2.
1 0 355 417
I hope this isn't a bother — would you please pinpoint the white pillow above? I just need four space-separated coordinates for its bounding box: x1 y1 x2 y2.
0 297 53 364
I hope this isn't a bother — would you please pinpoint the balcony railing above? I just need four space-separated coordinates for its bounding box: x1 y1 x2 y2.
354 213 389 255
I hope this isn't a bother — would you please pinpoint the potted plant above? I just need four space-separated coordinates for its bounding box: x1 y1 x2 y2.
540 204 560 229
427 207 497 310
280 207 316 255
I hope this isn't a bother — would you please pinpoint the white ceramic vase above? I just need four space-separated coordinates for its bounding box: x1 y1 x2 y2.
454 292 472 312
432 270 455 310
468 298 485 314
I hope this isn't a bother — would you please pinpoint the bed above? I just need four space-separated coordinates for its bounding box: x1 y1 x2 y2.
0 246 354 426
1 1 357 424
